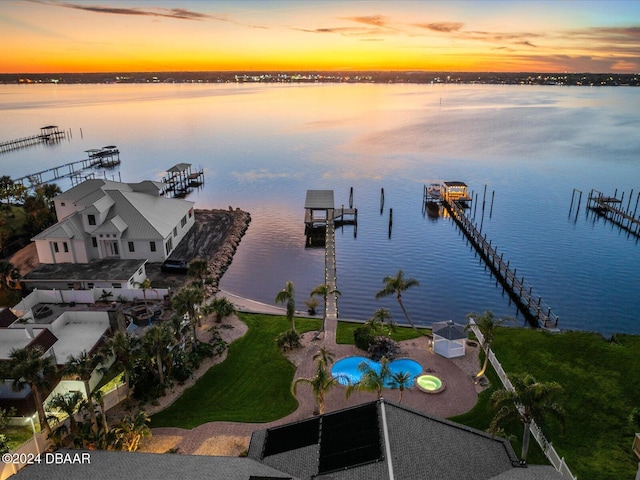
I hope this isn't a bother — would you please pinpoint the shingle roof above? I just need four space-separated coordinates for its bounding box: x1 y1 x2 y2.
250 400 565 480
10 450 298 480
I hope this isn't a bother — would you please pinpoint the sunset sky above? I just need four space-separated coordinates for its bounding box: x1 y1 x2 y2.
2 0 639 73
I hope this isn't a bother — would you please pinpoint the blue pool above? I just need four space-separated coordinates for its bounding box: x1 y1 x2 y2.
331 356 423 387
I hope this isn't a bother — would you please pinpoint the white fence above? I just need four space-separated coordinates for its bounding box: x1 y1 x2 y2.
468 320 577 479
13 287 170 313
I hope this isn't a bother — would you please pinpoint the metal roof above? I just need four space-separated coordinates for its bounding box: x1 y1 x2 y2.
305 190 334 210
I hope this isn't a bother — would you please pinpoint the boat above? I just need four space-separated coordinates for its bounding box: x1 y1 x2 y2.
426 183 443 200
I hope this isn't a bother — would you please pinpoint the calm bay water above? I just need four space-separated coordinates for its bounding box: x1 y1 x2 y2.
1 83 639 336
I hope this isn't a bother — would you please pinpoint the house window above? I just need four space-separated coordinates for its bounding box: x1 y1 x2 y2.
92 237 97 248
181 215 187 227
87 283 94 289
63 242 69 253
173 227 177 237
61 202 65 206
189 209 193 218
67 283 74 289
138 268 143 275
112 283 122 289
165 238 173 255
150 241 156 252
88 214 96 226
128 242 135 252
53 242 59 253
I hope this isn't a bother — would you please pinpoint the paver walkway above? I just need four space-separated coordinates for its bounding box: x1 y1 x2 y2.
149 297 479 455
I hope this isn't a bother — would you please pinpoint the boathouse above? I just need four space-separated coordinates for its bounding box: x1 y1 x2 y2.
443 181 471 202
304 190 335 226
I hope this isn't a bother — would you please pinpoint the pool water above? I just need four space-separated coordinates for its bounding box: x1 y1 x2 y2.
331 356 423 387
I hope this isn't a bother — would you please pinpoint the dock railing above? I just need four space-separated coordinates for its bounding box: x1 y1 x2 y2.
468 320 577 478
444 198 559 329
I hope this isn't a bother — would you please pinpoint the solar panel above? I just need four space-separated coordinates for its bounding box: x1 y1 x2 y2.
318 402 382 474
262 417 320 457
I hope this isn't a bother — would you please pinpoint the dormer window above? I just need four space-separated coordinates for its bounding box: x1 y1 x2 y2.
88 214 96 226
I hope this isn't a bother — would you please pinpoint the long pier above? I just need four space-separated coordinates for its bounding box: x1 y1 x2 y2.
13 146 120 186
324 211 339 321
443 197 560 330
586 189 640 236
0 126 66 154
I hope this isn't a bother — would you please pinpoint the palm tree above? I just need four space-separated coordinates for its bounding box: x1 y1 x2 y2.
390 371 413 403
4 346 55 436
188 258 209 286
292 351 340 415
132 278 155 325
103 330 138 399
112 410 151 452
63 351 106 432
142 324 174 385
313 346 335 368
375 270 420 332
365 308 396 335
0 260 19 291
275 281 296 332
347 356 392 400
91 389 110 434
171 286 205 344
205 297 237 324
490 373 565 464
465 311 515 379
47 391 85 439
310 283 341 325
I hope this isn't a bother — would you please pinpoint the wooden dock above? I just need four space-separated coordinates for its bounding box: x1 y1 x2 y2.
0 126 66 154
161 163 205 198
443 197 560 330
324 214 339 321
587 189 640 236
13 146 121 186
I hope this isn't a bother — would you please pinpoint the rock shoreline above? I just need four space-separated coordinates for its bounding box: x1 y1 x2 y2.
198 208 251 297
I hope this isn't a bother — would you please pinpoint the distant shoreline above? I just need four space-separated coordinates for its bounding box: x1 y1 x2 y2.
1 71 638 87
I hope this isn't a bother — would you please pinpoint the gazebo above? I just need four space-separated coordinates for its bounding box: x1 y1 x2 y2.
432 320 467 358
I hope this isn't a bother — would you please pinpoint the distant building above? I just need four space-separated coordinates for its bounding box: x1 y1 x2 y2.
32 179 195 264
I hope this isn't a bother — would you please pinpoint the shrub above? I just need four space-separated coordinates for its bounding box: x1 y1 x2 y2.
368 336 400 361
276 329 301 351
354 325 374 351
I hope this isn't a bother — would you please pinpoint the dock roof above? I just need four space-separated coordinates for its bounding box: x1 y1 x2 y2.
305 190 334 210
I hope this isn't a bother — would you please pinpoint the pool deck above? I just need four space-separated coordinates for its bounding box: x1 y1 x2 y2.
150 303 480 455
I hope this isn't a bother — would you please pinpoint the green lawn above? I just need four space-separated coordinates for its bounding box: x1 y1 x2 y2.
150 314 321 428
150 313 640 480
488 328 640 480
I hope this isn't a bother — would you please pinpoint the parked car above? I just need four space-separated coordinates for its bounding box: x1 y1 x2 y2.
161 258 189 274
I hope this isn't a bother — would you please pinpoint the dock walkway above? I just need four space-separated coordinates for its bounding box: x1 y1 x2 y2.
443 198 559 330
587 189 640 236
0 126 66 154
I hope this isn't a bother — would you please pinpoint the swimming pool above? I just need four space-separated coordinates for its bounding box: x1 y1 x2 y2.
331 356 423 387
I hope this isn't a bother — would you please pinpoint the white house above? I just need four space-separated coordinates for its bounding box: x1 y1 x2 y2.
32 179 195 264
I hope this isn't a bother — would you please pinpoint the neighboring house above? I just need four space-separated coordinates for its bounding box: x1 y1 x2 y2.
11 399 564 480
0 301 111 420
32 179 195 264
